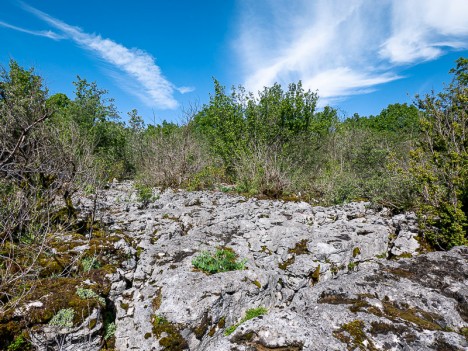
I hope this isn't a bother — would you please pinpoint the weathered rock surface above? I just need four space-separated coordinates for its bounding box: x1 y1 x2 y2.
38 182 468 350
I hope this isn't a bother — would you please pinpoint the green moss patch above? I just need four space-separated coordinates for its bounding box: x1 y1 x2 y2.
333 320 377 351
151 314 188 350
289 240 309 255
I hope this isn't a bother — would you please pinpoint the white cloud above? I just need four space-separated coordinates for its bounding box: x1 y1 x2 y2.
0 20 63 40
235 0 468 103
20 3 187 110
380 0 468 63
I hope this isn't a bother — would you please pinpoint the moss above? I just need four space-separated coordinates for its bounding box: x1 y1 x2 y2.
310 265 320 284
395 252 413 259
151 314 188 350
370 321 408 336
278 255 295 270
136 247 144 259
152 287 162 311
193 312 211 339
260 246 272 255
23 277 102 326
288 240 309 255
218 316 226 328
208 326 216 337
252 280 261 289
348 262 358 270
382 301 443 331
88 318 97 330
120 302 129 311
352 247 361 258
460 327 468 341
144 332 152 339
333 320 377 351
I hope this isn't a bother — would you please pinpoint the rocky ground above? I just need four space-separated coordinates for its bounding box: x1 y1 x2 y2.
26 182 468 350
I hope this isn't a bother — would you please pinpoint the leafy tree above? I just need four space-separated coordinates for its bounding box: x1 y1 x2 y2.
410 57 468 248
193 79 246 174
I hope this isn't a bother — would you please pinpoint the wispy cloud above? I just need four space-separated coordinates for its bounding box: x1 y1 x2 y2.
0 20 63 40
235 0 468 105
380 0 468 63
18 2 189 109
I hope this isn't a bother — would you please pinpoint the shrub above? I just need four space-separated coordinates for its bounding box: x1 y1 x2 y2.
192 249 246 274
134 183 156 205
408 57 468 248
225 307 268 335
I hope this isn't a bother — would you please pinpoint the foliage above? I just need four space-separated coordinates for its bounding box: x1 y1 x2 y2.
104 322 116 340
81 256 100 272
134 183 155 205
139 123 217 189
7 335 27 351
192 249 246 274
408 57 468 248
225 307 268 335
76 287 105 305
49 308 75 328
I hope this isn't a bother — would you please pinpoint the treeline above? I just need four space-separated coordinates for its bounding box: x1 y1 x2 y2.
1 58 467 257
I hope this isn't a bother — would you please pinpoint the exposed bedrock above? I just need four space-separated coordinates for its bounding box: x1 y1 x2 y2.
32 182 467 350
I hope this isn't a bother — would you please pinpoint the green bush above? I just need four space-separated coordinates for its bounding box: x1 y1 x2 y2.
225 307 268 335
408 57 468 248
192 249 246 274
134 183 155 205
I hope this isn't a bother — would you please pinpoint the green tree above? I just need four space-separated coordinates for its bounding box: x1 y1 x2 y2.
193 79 246 174
410 57 468 248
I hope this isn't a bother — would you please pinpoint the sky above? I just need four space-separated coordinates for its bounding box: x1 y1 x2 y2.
1 0 468 124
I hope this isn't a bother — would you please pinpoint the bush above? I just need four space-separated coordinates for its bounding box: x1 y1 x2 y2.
192 249 246 274
408 57 468 248
139 124 216 188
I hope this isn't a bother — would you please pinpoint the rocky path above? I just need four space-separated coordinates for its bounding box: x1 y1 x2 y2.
78 182 467 350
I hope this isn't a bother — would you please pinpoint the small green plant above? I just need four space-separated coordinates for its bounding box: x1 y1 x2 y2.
135 183 156 204
76 287 105 305
7 335 27 351
81 256 100 272
104 322 116 340
192 249 247 274
49 308 75 328
225 307 268 336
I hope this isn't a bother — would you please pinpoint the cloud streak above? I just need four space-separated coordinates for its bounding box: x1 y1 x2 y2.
235 0 468 105
0 20 63 40
19 2 189 109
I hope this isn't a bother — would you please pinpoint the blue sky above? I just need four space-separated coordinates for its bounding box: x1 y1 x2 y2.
1 0 468 124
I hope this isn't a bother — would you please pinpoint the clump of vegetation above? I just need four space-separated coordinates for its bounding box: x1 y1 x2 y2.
49 308 75 328
6 335 28 351
225 307 268 336
76 287 106 306
134 183 156 205
81 256 100 272
104 322 116 340
192 248 247 274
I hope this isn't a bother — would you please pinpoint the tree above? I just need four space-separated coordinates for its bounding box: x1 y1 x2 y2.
410 57 468 248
